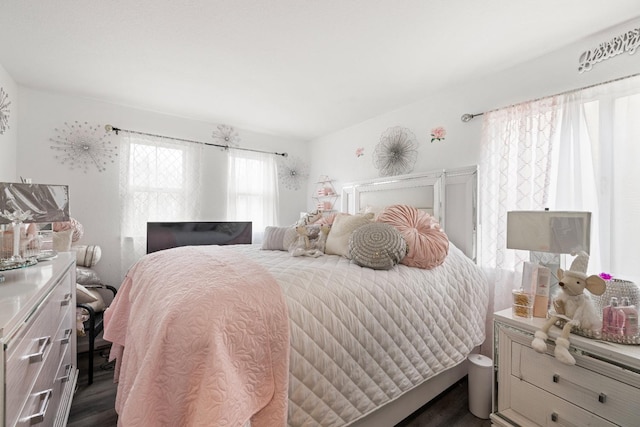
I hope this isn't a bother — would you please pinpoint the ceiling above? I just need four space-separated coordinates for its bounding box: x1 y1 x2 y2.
1 1 639 141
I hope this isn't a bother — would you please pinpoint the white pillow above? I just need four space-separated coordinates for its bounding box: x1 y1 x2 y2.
325 213 374 257
261 226 297 251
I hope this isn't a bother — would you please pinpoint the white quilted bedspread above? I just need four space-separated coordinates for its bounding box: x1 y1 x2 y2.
226 243 488 427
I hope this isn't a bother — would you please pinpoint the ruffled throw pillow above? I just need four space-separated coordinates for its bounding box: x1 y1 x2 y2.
377 204 449 269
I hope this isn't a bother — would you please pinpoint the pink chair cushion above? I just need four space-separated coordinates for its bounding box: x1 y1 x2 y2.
376 204 449 269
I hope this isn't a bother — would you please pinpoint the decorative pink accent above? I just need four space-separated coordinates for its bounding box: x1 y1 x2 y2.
316 212 338 225
104 246 290 426
377 205 449 269
430 126 446 143
355 147 364 157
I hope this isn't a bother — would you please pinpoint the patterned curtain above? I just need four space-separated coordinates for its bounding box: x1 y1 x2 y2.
119 132 203 277
478 97 561 319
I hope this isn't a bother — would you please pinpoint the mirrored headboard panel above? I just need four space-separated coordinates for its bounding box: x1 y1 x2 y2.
341 166 477 261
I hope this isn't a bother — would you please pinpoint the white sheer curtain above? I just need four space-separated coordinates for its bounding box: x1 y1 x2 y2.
552 75 640 283
479 97 562 314
480 74 640 309
226 150 279 244
119 132 203 278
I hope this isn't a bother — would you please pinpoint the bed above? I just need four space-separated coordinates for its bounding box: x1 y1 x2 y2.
104 165 489 426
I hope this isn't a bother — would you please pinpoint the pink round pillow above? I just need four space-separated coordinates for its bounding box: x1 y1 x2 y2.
376 204 449 269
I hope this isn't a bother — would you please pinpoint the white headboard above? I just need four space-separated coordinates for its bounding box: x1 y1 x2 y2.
341 165 478 262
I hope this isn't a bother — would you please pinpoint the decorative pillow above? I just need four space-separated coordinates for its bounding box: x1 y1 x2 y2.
76 283 99 304
295 210 323 226
325 212 374 257
76 266 102 286
262 226 297 251
349 222 407 270
52 229 73 252
316 212 337 226
53 217 84 242
72 244 102 267
377 204 449 269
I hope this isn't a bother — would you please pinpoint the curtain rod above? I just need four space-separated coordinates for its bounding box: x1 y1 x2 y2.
460 72 640 122
104 124 288 157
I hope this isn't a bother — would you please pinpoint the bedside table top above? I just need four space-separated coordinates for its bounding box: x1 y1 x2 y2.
494 308 640 369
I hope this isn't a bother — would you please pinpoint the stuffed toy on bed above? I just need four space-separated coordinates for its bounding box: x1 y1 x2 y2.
530 251 606 365
290 225 324 257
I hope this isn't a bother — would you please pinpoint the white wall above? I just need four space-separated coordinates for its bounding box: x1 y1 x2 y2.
307 18 640 207
16 88 308 287
0 63 18 181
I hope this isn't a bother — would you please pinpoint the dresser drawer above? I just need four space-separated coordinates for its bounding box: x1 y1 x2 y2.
512 341 640 425
509 376 616 426
15 345 73 427
5 289 72 427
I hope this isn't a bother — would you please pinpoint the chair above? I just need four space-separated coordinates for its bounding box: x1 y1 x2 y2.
74 247 116 385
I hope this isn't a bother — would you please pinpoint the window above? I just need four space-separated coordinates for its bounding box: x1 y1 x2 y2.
227 150 279 243
119 133 202 275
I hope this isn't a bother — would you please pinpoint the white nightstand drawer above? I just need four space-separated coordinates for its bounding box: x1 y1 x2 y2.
509 376 616 426
512 341 640 425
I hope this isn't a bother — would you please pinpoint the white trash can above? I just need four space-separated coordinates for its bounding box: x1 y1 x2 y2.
467 353 493 419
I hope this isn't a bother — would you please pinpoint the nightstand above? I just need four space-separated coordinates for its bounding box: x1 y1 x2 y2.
492 308 640 426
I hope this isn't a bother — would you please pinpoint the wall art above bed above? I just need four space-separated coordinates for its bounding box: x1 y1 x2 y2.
373 126 418 177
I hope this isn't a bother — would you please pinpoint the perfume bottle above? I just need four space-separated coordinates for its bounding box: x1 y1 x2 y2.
603 297 624 335
620 297 638 337
533 266 551 318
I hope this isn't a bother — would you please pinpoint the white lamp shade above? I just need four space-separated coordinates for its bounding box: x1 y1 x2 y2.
506 211 591 254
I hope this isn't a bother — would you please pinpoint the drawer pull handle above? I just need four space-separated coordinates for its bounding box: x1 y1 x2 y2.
551 412 558 422
26 336 51 363
61 292 72 306
61 328 72 345
58 364 72 383
552 374 560 383
21 389 52 425
599 393 607 403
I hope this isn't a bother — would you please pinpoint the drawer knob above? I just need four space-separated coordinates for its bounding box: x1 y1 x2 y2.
61 292 72 306
20 389 52 425
58 364 72 383
552 374 560 383
61 328 72 345
599 393 607 403
551 412 558 422
26 336 51 363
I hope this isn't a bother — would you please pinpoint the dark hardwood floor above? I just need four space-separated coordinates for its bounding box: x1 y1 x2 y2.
69 348 491 427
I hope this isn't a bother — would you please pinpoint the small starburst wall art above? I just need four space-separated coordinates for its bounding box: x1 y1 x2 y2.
0 87 10 135
278 155 309 191
50 121 118 173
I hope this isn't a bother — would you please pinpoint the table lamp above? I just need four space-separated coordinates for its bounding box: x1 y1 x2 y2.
507 210 591 317
0 182 69 266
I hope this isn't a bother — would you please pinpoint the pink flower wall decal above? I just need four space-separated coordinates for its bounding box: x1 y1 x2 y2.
430 126 446 143
355 147 364 157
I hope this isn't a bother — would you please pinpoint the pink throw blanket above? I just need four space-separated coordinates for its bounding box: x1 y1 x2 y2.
104 246 290 426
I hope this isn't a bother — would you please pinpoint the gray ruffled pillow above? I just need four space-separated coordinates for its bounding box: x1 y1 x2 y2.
348 222 407 270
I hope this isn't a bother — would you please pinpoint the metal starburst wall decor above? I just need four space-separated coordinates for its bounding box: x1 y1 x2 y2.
0 87 10 135
212 124 240 148
278 155 309 191
50 121 118 173
373 126 418 177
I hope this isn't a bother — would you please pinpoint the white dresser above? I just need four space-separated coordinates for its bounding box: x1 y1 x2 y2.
0 253 78 427
492 308 640 427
